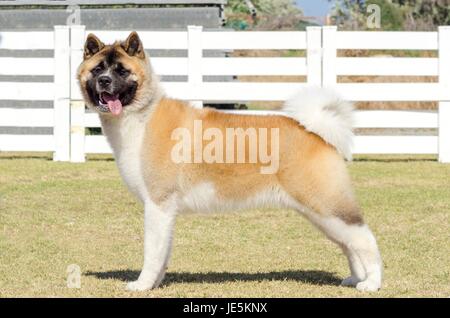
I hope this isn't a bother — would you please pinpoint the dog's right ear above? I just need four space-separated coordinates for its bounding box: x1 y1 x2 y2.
84 34 105 60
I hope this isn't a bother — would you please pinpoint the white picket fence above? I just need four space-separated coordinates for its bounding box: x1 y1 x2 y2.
1 25 449 162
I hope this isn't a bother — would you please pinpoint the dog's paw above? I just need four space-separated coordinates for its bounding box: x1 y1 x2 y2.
356 279 381 292
126 280 155 292
341 276 363 287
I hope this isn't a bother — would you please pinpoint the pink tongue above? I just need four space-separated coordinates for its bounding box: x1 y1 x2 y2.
107 99 123 116
103 94 122 116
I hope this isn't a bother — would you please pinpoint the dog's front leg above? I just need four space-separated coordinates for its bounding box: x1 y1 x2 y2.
126 199 177 292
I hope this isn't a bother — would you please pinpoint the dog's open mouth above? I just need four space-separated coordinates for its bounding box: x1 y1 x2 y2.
99 92 123 116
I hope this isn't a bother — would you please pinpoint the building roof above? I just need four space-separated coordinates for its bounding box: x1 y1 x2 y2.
0 0 227 6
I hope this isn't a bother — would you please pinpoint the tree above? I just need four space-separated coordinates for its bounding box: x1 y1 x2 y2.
225 0 304 30
399 0 450 30
329 0 449 31
330 0 405 30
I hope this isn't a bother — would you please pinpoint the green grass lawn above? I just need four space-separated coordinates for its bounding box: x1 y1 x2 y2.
0 153 449 297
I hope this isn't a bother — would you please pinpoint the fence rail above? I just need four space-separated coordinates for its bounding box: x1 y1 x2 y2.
0 25 449 162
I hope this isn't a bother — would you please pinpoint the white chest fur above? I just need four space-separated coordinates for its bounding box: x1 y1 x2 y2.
100 112 149 203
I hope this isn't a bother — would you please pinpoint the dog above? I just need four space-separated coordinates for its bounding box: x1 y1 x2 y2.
77 32 383 292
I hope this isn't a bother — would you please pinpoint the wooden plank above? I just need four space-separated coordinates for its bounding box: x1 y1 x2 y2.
150 58 188 75
336 57 439 76
92 30 305 50
188 25 203 108
306 26 322 85
0 135 54 152
152 57 308 76
53 25 71 162
322 26 337 87
336 83 447 101
0 82 54 100
353 136 437 154
354 110 437 128
88 30 188 49
0 108 54 127
438 26 450 162
201 57 307 76
0 31 54 50
336 31 438 50
85 135 112 154
70 25 85 101
84 112 102 128
202 31 307 50
0 58 54 76
162 82 308 101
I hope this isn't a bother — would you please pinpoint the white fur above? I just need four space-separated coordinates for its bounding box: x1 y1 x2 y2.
180 182 300 214
101 111 149 202
100 95 176 291
283 87 354 160
305 213 383 291
127 195 177 291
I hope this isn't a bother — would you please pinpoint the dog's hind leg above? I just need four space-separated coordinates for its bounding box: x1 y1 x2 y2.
126 197 177 292
339 242 367 287
282 151 382 291
306 212 383 291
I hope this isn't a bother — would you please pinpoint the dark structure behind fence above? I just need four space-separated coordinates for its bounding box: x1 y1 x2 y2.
0 0 235 137
0 0 227 30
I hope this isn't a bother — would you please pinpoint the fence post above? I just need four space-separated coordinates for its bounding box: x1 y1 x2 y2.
438 26 450 163
306 26 322 86
70 25 86 163
187 25 203 108
322 26 338 88
53 25 71 161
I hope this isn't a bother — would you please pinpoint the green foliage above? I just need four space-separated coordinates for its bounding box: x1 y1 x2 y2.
225 0 304 30
372 0 405 30
225 0 301 16
331 0 405 30
403 0 450 30
330 0 449 30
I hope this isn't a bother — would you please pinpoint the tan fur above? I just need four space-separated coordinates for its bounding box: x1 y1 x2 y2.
141 98 363 224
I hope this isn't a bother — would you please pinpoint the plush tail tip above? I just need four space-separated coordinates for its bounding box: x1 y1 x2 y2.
283 87 354 160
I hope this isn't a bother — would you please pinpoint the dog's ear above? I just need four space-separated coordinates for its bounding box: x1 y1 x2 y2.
122 31 145 59
84 34 104 60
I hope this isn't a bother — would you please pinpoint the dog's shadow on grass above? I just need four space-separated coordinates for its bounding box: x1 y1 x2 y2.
85 269 342 287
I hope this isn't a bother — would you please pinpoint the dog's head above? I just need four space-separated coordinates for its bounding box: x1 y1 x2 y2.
77 32 156 116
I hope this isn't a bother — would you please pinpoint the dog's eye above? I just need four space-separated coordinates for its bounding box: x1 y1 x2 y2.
92 65 103 75
118 68 130 77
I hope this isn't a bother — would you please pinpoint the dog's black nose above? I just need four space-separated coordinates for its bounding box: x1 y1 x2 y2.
98 76 112 87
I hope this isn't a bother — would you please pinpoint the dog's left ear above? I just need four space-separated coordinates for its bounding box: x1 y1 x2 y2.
122 31 145 59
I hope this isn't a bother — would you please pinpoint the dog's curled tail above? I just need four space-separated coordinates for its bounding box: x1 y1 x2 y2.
283 87 354 160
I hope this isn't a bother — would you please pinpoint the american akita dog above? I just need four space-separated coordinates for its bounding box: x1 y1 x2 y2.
77 32 383 292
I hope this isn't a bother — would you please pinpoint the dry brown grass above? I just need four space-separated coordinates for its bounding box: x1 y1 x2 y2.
0 153 449 297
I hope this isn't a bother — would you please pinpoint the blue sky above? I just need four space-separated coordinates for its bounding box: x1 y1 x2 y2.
295 0 333 16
